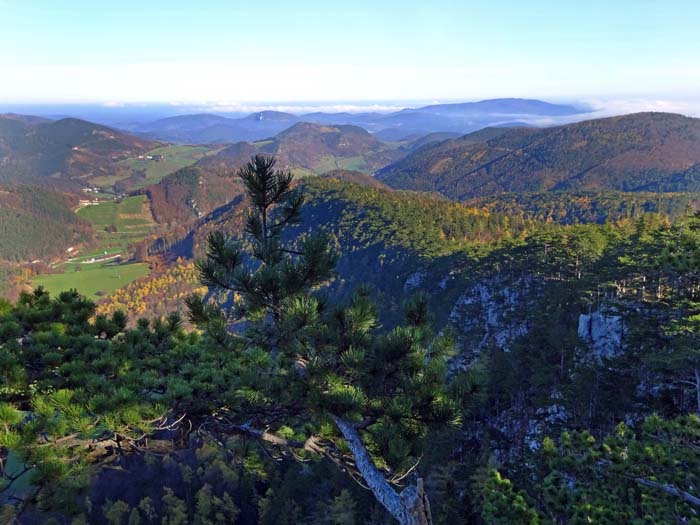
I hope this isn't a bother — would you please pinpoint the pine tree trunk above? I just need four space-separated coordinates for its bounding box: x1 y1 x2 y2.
331 415 433 525
399 478 433 525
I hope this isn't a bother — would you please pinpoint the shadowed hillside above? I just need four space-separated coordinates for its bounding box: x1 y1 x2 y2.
145 166 244 225
149 176 534 322
377 112 700 199
0 184 93 261
0 114 157 187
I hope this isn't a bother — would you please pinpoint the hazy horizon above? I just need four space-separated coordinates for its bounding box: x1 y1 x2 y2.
3 96 700 131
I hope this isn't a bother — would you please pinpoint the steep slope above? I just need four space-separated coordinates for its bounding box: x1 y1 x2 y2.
145 167 244 225
198 122 401 174
377 112 700 199
153 177 534 321
0 184 93 262
0 115 156 187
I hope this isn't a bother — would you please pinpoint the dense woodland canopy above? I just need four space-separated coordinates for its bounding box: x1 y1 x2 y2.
378 112 700 199
0 154 700 523
3 108 700 524
0 185 93 262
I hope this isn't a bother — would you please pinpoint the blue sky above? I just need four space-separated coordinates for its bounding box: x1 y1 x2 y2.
1 0 699 110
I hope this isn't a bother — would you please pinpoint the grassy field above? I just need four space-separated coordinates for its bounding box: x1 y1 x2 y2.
33 260 150 300
77 195 155 253
31 195 157 298
89 172 129 188
91 145 214 191
290 167 318 178
313 155 371 174
77 195 150 228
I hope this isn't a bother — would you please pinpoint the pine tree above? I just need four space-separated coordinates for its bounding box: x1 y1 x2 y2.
161 488 188 525
646 214 700 413
103 500 130 525
188 155 465 525
478 470 539 525
480 416 700 524
313 489 357 525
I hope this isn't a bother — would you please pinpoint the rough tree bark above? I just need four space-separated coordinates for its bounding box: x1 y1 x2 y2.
217 416 433 524
331 415 432 525
636 477 700 507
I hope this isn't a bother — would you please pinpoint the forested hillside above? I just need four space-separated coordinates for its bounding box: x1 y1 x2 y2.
0 184 93 262
4 169 700 522
146 175 534 324
0 115 156 187
466 190 700 224
377 112 700 199
2 112 700 523
145 166 244 225
198 122 401 175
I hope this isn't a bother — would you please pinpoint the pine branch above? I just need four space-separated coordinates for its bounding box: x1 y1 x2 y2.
635 477 700 507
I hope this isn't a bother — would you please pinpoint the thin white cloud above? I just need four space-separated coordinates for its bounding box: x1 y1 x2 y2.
582 97 700 117
195 103 407 114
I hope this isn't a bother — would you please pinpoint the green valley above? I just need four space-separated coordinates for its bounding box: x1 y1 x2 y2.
32 259 150 299
27 195 157 298
92 144 217 190
74 194 155 254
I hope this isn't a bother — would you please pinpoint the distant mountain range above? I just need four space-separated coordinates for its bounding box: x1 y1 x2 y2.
135 111 299 144
0 113 444 193
376 112 700 199
5 109 700 205
131 98 589 143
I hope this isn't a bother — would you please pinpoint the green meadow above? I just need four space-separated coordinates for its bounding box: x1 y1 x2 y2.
33 260 150 300
91 145 214 190
76 195 154 253
32 195 156 298
313 155 371 174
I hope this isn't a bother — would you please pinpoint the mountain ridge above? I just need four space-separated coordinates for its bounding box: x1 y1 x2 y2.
129 98 591 143
377 112 700 199
0 115 157 187
197 121 401 174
